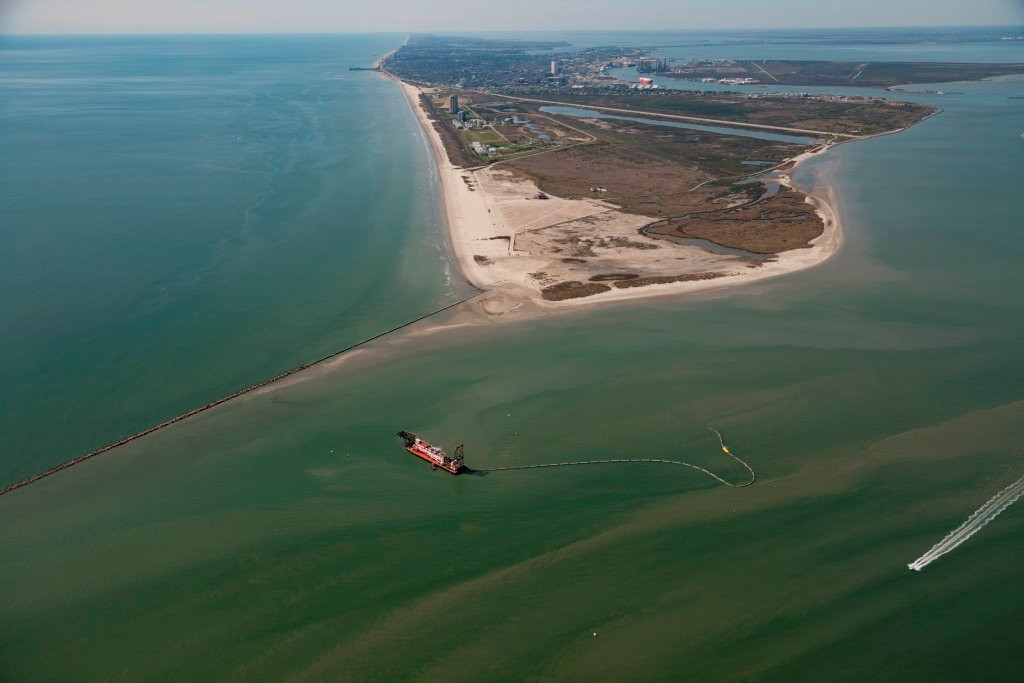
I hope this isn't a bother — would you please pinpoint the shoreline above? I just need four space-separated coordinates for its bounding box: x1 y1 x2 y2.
0 290 481 498
386 72 844 315
0 51 918 499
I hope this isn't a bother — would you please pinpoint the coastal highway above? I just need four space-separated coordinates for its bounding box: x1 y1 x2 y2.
468 91 863 139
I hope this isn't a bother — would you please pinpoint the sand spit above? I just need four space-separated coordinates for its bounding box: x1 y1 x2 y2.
392 77 843 318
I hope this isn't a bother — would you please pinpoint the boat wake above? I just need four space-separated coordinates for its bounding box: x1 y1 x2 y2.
907 475 1024 572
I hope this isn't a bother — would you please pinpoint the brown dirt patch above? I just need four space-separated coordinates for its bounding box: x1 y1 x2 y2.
651 187 824 254
504 142 713 218
541 281 612 301
589 273 639 282
612 272 727 288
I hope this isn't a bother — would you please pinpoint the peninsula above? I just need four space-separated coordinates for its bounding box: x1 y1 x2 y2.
655 59 1024 87
381 36 938 312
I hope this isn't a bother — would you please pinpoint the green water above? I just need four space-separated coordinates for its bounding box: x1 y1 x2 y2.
0 35 469 485
3 33 1024 680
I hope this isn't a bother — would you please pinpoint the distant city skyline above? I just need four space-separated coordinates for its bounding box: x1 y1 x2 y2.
2 0 1024 34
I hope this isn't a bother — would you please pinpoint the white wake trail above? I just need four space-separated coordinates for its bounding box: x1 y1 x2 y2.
908 475 1024 571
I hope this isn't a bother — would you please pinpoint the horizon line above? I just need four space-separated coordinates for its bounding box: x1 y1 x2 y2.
3 23 1024 37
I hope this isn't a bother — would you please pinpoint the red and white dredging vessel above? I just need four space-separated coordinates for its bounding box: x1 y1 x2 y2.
397 431 466 474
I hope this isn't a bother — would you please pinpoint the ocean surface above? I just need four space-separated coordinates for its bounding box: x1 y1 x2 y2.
0 34 471 485
2 30 1024 680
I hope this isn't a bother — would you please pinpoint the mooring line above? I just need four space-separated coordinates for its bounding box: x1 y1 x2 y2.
1 292 482 498
475 426 755 488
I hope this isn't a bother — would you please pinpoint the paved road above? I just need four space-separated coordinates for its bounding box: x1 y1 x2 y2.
471 92 862 140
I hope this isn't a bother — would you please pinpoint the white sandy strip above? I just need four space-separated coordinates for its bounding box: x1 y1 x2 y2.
393 78 843 311
395 80 502 290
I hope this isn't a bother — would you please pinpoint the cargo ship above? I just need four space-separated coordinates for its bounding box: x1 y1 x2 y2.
397 431 465 474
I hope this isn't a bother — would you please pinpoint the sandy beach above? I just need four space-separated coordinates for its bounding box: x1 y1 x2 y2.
390 77 843 317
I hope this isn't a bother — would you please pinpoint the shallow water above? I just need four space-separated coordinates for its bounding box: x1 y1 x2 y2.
0 35 473 485
2 31 1024 680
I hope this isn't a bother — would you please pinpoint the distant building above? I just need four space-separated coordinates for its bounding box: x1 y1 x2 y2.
637 57 669 73
449 94 459 114
550 60 559 76
458 109 469 122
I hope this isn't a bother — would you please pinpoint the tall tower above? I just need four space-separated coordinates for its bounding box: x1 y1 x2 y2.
449 94 459 114
550 60 559 76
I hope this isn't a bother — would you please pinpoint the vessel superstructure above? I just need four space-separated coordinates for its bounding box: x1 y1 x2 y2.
397 431 465 474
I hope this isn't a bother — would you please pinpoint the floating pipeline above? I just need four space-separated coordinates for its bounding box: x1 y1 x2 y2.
469 427 756 488
0 292 482 498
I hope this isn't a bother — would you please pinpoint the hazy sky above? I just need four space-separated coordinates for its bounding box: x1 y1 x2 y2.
3 0 1024 34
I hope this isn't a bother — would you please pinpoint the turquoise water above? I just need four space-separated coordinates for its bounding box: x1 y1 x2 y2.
0 35 473 485
2 31 1024 680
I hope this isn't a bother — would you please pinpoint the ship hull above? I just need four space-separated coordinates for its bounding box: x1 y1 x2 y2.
405 446 464 475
